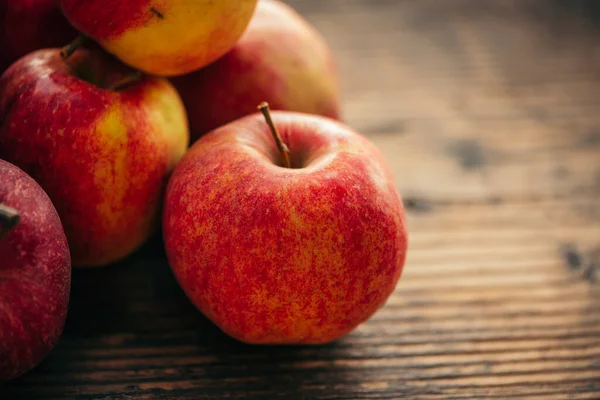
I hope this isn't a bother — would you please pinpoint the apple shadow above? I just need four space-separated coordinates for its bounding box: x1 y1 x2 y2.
5 232 405 399
62 231 217 338
58 234 373 396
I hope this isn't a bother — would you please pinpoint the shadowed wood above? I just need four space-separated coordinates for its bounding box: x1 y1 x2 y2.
3 0 600 399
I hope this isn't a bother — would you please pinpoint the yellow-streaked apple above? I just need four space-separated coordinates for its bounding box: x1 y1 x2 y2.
0 48 189 267
59 0 258 76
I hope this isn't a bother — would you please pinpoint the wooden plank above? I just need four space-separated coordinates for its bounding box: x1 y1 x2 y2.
3 0 600 399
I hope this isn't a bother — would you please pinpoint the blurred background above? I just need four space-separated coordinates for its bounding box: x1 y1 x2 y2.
285 0 600 201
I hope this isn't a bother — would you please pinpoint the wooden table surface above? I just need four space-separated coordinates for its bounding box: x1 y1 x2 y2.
4 0 600 399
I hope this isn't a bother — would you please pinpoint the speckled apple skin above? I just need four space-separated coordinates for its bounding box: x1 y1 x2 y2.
0 0 77 73
172 0 341 142
0 48 189 267
163 111 408 344
0 160 71 382
60 0 258 76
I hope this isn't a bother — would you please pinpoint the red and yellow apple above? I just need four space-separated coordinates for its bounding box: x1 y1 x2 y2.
171 0 341 142
0 159 71 382
59 0 258 76
163 108 408 344
0 0 77 73
0 48 189 267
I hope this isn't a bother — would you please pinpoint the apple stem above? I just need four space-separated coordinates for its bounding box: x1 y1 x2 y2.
60 34 88 60
258 102 291 168
106 70 144 91
0 204 20 240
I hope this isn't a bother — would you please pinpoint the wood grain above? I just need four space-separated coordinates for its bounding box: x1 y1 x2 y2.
3 0 600 399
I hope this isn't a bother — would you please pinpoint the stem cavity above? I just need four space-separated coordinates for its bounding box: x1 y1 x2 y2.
0 204 20 240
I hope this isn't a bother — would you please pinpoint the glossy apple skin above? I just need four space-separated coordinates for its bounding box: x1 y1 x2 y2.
0 0 77 73
163 111 408 344
0 48 189 267
59 0 258 76
0 159 71 382
172 0 341 143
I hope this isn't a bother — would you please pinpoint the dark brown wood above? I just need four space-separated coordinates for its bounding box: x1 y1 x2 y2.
3 0 600 398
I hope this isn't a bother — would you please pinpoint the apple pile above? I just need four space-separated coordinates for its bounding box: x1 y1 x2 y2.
0 0 408 381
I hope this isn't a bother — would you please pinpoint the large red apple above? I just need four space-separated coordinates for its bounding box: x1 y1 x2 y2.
0 48 189 267
163 106 408 344
0 159 71 382
171 0 341 143
0 0 77 73
59 0 258 76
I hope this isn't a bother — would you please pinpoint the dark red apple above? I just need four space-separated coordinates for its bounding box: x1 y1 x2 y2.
0 159 71 382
